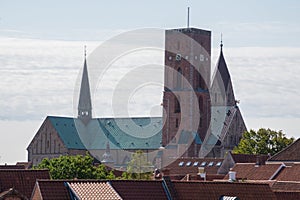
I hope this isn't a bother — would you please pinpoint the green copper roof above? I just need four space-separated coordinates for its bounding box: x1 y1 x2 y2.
178 130 202 145
48 116 162 150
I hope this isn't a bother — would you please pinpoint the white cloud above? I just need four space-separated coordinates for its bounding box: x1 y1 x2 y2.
1 36 300 163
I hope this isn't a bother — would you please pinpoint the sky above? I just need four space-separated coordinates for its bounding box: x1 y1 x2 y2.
0 0 300 164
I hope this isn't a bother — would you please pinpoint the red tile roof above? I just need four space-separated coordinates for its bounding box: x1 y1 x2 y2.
165 157 223 176
32 180 71 200
110 180 168 200
224 163 284 180
275 163 300 181
0 188 28 199
271 181 300 192
274 192 300 199
0 165 25 169
0 169 50 199
269 138 300 161
230 152 269 163
172 181 277 200
68 181 122 200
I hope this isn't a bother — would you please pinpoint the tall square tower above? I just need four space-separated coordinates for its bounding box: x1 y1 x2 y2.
162 28 211 157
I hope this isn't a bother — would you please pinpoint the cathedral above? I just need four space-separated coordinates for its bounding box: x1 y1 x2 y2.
27 27 246 168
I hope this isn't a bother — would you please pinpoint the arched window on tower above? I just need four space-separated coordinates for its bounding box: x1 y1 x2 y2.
197 65 205 90
198 96 204 113
176 67 182 89
175 96 181 113
199 96 204 128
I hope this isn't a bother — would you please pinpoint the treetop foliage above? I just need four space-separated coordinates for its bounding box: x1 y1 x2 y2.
233 128 294 155
34 152 115 180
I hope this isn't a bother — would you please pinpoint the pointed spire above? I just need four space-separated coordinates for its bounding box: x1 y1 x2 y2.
211 36 236 106
78 46 92 124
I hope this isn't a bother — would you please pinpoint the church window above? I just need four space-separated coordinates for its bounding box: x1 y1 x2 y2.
198 96 204 113
176 118 179 128
215 93 217 103
47 140 50 149
174 96 181 113
176 67 182 89
200 117 203 128
54 140 56 153
40 139 42 153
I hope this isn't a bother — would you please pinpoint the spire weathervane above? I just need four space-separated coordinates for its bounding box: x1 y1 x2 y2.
220 33 223 50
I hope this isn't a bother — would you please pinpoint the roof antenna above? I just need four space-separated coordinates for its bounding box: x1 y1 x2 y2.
220 33 223 50
187 7 190 28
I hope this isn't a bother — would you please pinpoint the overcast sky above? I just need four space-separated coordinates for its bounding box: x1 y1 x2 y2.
1 0 300 164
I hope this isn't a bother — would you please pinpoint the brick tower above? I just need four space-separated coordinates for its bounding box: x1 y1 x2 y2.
162 28 211 157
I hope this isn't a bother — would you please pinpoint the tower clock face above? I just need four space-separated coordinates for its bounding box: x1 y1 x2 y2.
176 53 181 61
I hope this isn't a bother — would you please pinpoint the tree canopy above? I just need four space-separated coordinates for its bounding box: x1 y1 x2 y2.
122 150 153 180
34 153 115 179
233 128 294 155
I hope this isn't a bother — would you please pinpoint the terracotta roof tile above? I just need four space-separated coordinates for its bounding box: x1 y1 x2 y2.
224 163 284 180
230 152 269 163
271 181 300 192
33 180 71 200
269 138 300 161
0 165 25 169
275 163 300 181
69 181 122 200
110 180 168 200
0 187 28 199
0 169 50 199
172 181 277 200
274 191 300 199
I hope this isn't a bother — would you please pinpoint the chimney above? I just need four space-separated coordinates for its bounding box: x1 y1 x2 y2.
228 171 236 182
255 155 266 167
198 167 206 181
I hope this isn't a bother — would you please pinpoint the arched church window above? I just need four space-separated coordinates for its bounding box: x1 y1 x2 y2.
198 96 204 113
197 65 205 89
176 67 182 89
200 117 203 128
175 96 181 113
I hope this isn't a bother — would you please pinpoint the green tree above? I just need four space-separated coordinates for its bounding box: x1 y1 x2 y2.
34 153 115 179
122 150 153 180
233 128 294 155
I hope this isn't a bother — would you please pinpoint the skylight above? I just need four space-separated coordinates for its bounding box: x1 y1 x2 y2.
208 162 214 167
200 162 206 167
193 162 199 167
179 161 184 167
216 161 222 167
186 161 192 166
